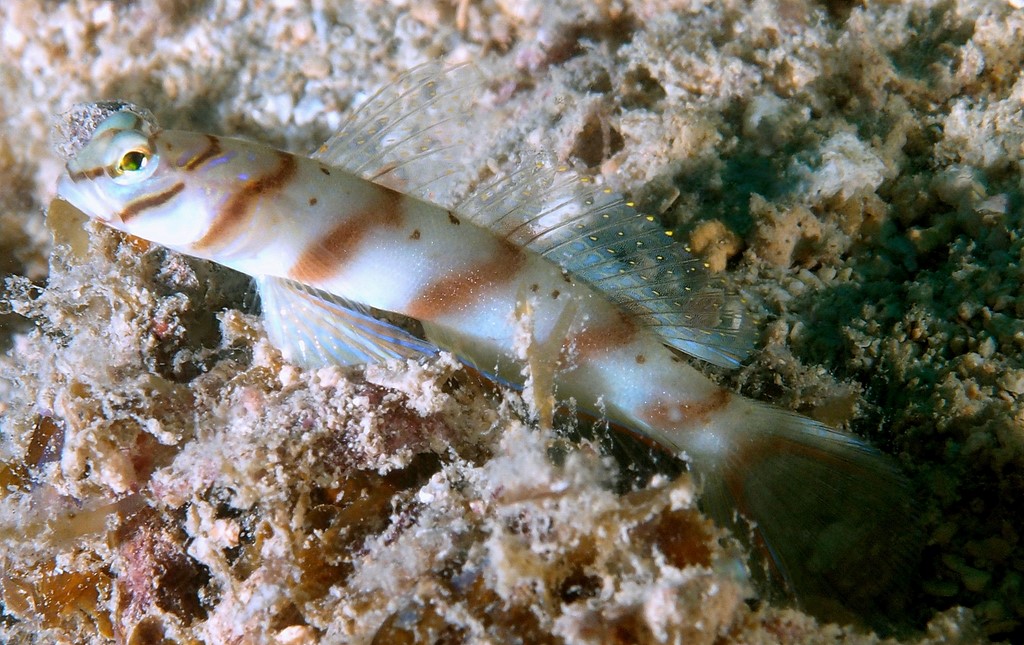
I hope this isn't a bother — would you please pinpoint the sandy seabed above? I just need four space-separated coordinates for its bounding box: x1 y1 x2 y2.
2 1 1023 643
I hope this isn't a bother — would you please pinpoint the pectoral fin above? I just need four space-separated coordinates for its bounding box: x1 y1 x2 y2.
257 275 438 368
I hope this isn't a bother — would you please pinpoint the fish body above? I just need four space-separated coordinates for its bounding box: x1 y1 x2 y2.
58 113 742 461
54 67 916 621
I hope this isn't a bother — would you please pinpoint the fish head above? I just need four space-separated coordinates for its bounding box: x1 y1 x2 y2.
54 104 211 251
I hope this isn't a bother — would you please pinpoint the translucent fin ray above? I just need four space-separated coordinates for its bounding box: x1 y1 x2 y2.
257 275 438 369
313 62 488 207
457 155 755 367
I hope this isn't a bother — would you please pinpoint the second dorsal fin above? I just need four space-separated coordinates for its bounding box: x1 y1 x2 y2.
456 155 755 367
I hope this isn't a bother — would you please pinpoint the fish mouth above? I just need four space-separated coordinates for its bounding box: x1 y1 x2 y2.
52 101 156 162
55 173 116 224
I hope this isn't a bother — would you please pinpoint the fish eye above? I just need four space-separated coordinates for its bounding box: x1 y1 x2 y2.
116 149 150 174
106 131 158 185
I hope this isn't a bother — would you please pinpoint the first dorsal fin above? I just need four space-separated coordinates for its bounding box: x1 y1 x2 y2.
312 62 487 208
314 64 754 367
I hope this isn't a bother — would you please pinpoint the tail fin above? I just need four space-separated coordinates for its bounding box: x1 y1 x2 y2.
691 401 920 629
